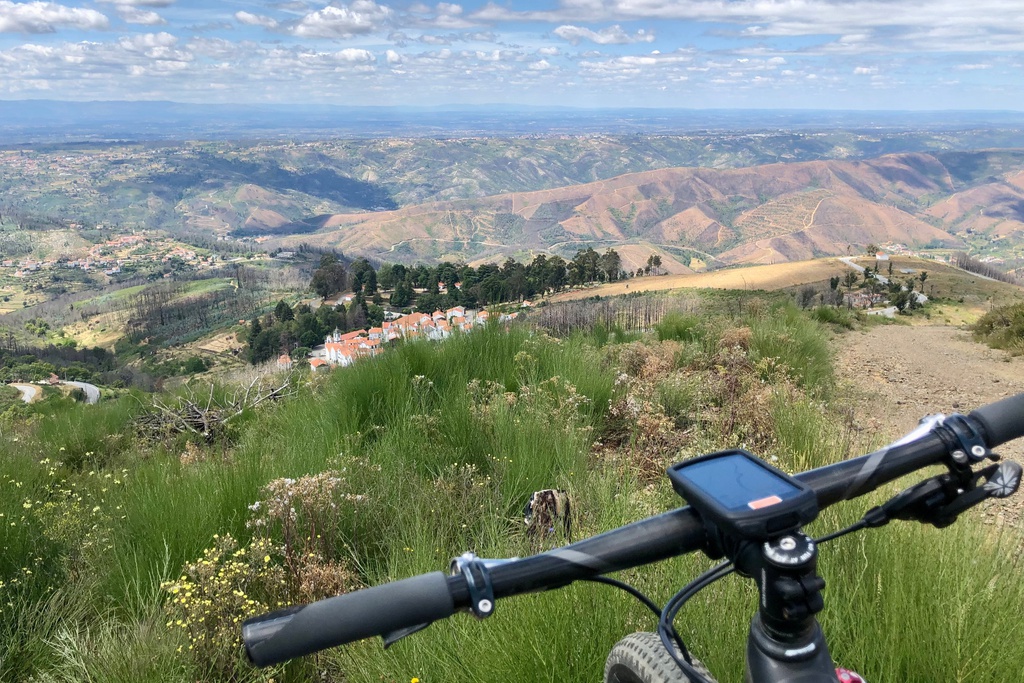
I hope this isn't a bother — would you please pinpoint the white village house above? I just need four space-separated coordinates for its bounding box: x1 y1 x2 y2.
314 306 513 370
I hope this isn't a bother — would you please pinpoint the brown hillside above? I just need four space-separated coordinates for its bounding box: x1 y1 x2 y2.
925 176 1024 238
273 152 982 265
244 208 291 231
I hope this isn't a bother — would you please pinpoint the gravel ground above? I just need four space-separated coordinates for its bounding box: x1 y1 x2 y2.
834 323 1024 529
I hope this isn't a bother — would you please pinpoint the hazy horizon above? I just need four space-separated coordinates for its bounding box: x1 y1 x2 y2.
4 99 1024 113
5 100 1024 144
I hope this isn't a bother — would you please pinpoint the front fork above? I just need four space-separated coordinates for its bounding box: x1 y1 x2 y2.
736 533 840 683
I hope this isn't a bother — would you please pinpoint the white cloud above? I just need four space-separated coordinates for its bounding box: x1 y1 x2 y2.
0 1 109 33
528 59 552 70
537 46 560 56
553 24 654 45
474 0 1024 55
956 63 992 70
580 50 691 74
291 1 392 38
419 34 450 45
335 47 374 62
235 11 278 29
119 31 177 51
187 37 243 59
117 6 165 25
406 1 476 29
385 48 401 64
462 48 516 62
431 2 473 29
100 0 174 6
854 66 877 75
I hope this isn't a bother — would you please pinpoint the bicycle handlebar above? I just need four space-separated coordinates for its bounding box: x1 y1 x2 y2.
243 572 455 667
970 392 1024 446
243 395 1024 667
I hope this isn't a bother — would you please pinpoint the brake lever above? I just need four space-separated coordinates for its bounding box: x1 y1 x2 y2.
382 622 433 648
863 461 1022 530
929 461 1022 524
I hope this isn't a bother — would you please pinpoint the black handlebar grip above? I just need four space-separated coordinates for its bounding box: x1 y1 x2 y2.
243 571 455 667
969 392 1024 448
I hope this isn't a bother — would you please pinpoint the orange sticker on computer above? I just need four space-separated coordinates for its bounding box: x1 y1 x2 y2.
748 495 783 510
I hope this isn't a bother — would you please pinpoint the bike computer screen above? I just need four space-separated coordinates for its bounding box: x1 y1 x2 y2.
668 449 818 541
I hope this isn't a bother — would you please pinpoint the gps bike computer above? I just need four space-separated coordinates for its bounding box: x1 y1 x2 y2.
668 449 818 541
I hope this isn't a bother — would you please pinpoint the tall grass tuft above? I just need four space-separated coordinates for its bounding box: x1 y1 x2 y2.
972 302 1024 354
810 305 858 330
33 397 140 470
655 312 706 343
747 304 834 393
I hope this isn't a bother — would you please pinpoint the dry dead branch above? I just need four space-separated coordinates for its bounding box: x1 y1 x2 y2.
134 375 296 443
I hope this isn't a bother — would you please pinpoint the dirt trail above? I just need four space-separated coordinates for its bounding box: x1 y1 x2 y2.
834 324 1024 527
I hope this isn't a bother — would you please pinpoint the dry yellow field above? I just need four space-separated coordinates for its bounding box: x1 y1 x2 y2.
64 313 126 348
548 258 847 302
195 331 244 354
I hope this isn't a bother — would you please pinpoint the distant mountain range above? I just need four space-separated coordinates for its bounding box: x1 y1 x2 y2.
271 150 1024 271
3 100 1024 143
4 128 1024 273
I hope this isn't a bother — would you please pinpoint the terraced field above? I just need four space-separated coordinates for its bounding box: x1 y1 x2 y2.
735 189 832 240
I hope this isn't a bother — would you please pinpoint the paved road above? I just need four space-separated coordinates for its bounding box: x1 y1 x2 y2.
9 383 39 403
63 381 100 404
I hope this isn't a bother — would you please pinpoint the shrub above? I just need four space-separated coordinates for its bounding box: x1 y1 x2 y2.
811 305 857 330
182 356 210 374
747 306 833 393
972 302 1024 354
247 469 369 600
160 534 284 676
655 312 704 342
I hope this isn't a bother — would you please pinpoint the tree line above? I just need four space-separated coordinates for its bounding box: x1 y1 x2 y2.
308 247 651 312
951 252 1019 285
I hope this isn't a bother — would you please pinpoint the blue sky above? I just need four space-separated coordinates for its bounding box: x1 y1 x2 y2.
0 0 1022 109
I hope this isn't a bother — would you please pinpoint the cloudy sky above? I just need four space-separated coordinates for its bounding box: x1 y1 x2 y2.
0 0 1022 109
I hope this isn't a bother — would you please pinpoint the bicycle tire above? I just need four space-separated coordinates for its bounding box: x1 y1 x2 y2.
604 632 718 683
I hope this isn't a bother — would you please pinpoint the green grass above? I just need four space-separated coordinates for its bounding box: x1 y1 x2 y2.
1 313 1022 683
972 302 1024 354
809 305 858 330
177 278 234 297
747 304 834 393
0 384 23 412
77 283 149 308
